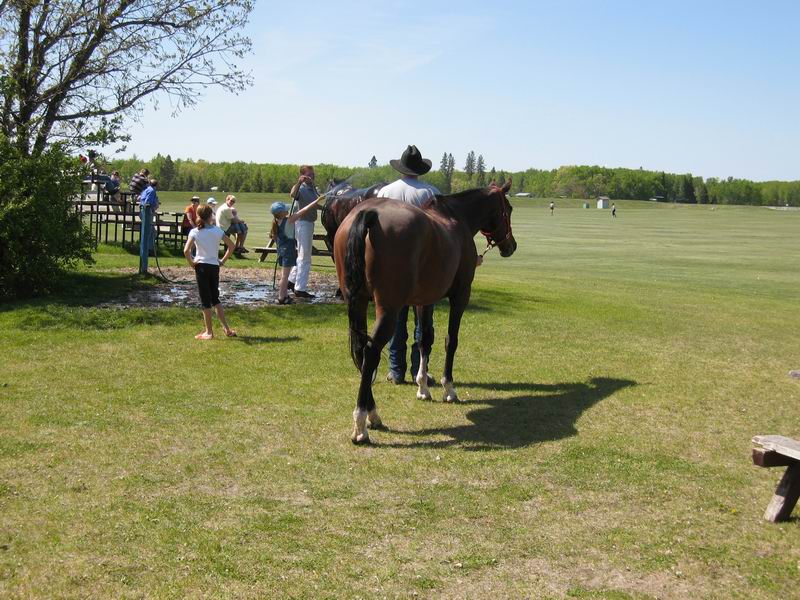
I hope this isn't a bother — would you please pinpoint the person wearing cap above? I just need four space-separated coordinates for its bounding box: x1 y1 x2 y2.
270 197 325 305
182 195 201 235
206 197 218 217
287 165 319 298
377 145 440 385
216 194 249 256
106 170 123 211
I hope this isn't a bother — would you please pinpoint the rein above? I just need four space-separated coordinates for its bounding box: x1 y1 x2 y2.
479 187 512 257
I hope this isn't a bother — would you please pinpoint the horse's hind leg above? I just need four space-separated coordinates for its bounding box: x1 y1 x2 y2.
352 307 397 444
414 304 435 400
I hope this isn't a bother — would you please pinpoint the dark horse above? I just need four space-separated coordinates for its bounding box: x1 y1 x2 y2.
320 180 386 255
334 180 516 444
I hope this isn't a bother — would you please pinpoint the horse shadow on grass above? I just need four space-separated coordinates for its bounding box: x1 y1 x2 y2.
381 377 636 451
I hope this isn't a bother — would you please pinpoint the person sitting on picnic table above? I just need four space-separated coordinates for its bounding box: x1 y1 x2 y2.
182 196 201 235
129 168 150 196
106 171 122 211
215 195 249 256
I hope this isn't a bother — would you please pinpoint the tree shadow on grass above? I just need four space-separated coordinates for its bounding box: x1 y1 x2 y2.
0 270 145 313
380 377 636 451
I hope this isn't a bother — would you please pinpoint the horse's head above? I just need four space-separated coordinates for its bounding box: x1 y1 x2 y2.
481 180 517 257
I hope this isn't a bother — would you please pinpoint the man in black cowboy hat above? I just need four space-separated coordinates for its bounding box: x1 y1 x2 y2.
377 145 440 385
377 144 440 207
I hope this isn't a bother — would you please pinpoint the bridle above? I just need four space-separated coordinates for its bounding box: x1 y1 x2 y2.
479 187 513 257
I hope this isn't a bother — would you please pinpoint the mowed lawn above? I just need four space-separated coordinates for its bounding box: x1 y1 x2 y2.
1 198 799 599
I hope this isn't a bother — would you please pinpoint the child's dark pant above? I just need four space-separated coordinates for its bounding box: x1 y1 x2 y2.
195 263 220 309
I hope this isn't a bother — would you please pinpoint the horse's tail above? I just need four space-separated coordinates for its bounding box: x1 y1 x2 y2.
344 209 378 371
320 200 337 257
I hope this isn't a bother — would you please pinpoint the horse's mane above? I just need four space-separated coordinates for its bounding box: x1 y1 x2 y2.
432 186 488 213
438 186 490 201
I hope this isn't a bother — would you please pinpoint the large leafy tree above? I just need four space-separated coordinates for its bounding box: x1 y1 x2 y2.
0 0 253 156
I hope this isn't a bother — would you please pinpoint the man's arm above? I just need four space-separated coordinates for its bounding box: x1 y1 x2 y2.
290 174 313 199
287 195 326 224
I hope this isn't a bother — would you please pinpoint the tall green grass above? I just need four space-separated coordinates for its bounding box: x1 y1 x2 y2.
1 200 798 598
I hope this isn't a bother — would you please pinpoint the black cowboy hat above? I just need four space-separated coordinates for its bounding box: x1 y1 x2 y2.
389 145 432 176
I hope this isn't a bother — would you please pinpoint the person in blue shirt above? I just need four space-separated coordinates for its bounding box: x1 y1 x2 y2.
138 179 159 270
270 198 324 305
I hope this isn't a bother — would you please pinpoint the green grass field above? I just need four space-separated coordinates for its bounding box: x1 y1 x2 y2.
1 198 799 598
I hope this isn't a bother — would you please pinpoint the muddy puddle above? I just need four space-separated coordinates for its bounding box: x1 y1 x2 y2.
103 268 342 308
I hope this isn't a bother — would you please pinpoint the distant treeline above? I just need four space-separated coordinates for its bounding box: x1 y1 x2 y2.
107 155 800 206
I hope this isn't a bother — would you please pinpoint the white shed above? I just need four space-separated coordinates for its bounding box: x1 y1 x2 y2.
596 196 610 209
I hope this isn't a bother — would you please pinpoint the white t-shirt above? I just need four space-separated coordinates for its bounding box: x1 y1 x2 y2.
377 177 440 207
215 203 234 231
188 226 224 265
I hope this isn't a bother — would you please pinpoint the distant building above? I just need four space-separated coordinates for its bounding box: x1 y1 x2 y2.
649 195 665 202
514 192 532 197
597 196 610 209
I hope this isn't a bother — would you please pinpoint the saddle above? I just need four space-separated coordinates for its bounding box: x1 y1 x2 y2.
325 180 386 206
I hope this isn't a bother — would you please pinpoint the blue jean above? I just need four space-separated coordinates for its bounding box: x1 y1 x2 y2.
139 206 154 272
388 305 434 379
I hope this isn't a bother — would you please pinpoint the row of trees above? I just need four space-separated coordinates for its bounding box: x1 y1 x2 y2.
511 166 800 206
108 155 797 206
107 151 512 196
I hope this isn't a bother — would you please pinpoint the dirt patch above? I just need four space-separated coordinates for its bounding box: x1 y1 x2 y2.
101 268 342 308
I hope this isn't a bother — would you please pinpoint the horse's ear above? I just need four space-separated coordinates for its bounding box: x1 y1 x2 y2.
501 179 512 193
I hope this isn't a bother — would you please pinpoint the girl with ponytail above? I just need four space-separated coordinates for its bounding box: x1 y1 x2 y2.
183 204 237 339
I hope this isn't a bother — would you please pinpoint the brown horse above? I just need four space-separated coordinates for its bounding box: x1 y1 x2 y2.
334 180 516 444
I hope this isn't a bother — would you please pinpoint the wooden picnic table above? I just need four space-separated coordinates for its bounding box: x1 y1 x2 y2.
254 233 333 263
752 435 800 522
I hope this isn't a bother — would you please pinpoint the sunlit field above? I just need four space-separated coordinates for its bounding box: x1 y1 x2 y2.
1 198 799 598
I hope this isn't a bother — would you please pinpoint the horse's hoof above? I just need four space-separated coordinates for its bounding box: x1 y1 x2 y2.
444 393 460 403
416 390 432 401
351 433 371 445
369 421 388 431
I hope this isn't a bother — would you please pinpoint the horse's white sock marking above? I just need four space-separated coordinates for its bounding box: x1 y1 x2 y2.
416 357 432 400
442 379 459 403
352 409 369 443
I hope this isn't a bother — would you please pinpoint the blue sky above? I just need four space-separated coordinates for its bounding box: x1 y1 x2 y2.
123 1 800 181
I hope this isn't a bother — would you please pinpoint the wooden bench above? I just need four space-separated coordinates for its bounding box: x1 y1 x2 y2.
254 233 333 263
752 435 800 522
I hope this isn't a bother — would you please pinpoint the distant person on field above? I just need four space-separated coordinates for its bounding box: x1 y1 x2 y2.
182 196 201 235
216 195 249 255
270 198 325 305
550 201 555 215
612 203 617 218
183 204 237 340
377 144 440 386
288 165 320 298
129 168 150 196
